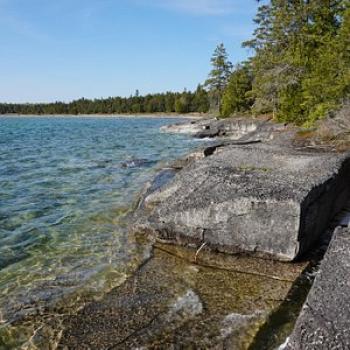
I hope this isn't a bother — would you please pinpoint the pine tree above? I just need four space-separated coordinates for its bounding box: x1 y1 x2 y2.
338 0 350 101
221 64 253 118
175 90 191 114
205 43 233 112
243 0 348 125
192 85 210 113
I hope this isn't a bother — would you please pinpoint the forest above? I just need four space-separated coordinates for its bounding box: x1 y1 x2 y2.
1 0 349 126
0 87 210 115
217 0 350 126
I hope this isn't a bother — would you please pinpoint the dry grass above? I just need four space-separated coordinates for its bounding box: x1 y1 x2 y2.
316 105 350 151
292 104 350 151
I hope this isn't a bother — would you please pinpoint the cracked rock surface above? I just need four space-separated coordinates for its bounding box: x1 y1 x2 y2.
135 142 350 261
58 245 306 349
286 227 350 350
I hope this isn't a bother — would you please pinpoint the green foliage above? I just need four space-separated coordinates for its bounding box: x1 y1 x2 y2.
174 91 190 114
220 64 253 118
205 43 233 112
0 89 209 115
192 85 210 113
240 0 350 126
3 1 349 125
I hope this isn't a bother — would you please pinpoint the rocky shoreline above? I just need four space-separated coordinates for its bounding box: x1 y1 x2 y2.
21 117 349 349
136 118 350 259
130 117 350 348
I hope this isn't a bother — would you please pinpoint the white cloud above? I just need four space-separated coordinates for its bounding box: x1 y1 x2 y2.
140 0 237 16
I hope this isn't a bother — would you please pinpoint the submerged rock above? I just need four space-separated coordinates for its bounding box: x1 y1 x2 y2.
120 158 155 169
58 245 307 349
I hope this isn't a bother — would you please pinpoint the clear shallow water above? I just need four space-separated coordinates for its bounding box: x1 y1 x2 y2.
0 116 201 342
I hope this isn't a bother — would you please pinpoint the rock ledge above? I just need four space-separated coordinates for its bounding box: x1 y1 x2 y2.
134 118 350 261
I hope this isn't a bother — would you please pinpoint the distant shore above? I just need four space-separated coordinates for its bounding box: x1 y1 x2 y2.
0 112 209 119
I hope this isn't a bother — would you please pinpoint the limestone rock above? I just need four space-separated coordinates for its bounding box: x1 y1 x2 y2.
287 227 350 349
135 143 350 261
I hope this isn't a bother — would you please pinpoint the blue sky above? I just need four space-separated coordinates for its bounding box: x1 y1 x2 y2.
0 0 259 103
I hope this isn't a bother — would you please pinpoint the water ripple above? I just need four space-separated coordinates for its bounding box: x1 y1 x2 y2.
0 116 201 329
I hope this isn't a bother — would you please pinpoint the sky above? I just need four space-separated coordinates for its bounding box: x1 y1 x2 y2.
0 0 259 103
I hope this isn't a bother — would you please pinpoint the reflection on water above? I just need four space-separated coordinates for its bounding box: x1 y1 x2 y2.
0 116 201 347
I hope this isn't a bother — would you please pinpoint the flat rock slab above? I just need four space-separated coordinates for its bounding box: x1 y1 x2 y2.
161 117 288 141
58 245 306 349
287 227 350 349
135 143 350 261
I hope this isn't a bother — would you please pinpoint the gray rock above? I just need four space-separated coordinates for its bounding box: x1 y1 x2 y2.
58 245 305 349
160 118 217 135
120 158 155 168
161 117 290 142
134 143 350 261
286 227 350 349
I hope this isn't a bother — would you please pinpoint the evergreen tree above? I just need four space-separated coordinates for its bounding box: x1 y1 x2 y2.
165 92 176 113
175 90 190 114
221 64 253 118
337 0 350 101
243 0 348 125
0 90 209 115
192 85 210 113
205 43 233 112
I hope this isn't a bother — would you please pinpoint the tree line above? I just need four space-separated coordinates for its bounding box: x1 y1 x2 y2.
205 0 350 126
0 87 209 115
1 1 349 125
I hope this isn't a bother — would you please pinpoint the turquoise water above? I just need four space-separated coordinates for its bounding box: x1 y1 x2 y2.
0 116 201 343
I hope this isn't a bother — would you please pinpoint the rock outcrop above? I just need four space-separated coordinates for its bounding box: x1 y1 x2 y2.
135 118 350 261
161 117 288 141
286 227 350 349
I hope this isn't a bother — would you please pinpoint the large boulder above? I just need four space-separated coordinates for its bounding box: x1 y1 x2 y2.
135 143 350 261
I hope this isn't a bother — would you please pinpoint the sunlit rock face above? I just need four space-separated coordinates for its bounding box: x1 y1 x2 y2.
136 142 350 261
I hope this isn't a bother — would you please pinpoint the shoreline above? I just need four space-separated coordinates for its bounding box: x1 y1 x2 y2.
0 113 209 119
0 116 207 348
52 117 318 349
57 118 308 348
127 117 350 348
4 116 348 348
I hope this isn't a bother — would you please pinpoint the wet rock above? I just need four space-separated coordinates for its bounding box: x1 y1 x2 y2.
58 245 307 349
120 158 155 169
135 143 350 261
286 227 350 349
136 168 178 210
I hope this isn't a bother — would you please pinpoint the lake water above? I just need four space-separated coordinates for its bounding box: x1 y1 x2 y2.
0 116 202 346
